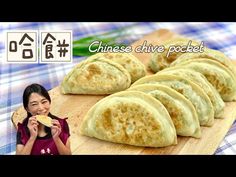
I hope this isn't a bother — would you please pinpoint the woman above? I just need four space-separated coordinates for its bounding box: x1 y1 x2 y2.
16 83 71 155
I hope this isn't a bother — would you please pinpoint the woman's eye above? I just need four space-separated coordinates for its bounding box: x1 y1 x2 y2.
42 101 48 104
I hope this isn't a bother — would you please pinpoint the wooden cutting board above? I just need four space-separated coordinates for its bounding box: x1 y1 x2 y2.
11 29 236 154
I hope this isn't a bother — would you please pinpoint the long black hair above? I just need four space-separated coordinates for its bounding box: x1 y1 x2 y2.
22 83 52 134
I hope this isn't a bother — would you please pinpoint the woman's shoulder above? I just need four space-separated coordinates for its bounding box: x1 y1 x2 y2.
49 113 69 128
50 114 68 122
57 118 69 128
17 117 28 130
17 118 30 144
50 114 71 138
17 122 24 132
49 113 65 119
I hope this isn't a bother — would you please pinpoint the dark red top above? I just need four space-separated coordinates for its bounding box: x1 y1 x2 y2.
17 114 70 155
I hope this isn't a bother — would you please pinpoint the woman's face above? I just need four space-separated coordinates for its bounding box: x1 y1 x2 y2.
27 93 50 116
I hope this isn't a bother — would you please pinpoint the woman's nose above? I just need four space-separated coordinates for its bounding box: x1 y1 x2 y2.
37 103 44 111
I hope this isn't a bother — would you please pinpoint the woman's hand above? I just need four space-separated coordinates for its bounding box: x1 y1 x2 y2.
51 119 62 140
27 116 38 139
50 119 71 155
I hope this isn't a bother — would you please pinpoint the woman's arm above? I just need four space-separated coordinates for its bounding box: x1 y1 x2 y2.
51 119 72 155
16 136 36 155
53 137 72 155
16 116 38 155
